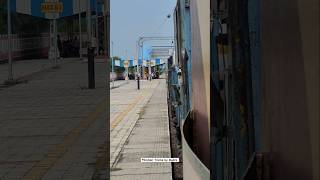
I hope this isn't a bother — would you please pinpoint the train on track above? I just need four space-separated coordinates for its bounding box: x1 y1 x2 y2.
168 0 319 180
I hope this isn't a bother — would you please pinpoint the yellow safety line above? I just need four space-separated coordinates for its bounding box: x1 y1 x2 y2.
99 80 159 171
110 89 149 130
110 81 161 131
92 96 144 175
23 98 107 180
23 81 158 179
92 82 151 173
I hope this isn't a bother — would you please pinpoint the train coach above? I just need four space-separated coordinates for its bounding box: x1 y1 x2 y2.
169 0 319 180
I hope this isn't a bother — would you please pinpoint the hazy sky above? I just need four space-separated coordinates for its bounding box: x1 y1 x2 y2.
110 0 176 59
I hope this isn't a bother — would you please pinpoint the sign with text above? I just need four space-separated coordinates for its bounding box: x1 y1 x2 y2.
12 0 103 19
41 2 63 13
141 158 179 162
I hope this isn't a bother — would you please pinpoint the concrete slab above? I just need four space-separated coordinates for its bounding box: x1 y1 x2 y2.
0 59 108 179
110 79 172 180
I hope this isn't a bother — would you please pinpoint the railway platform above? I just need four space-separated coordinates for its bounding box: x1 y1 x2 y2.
110 79 172 180
109 80 128 89
0 58 78 87
0 58 173 179
0 58 108 179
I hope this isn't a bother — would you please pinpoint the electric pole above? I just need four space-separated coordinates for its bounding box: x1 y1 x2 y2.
7 0 13 82
79 0 82 60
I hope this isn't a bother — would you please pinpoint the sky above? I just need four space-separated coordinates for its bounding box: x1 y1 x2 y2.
110 0 176 60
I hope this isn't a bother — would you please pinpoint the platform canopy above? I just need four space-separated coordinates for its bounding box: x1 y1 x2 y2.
113 59 166 68
10 0 104 19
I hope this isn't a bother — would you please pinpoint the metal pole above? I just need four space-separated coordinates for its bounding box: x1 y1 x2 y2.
141 42 144 79
148 57 151 81
137 42 140 76
49 20 53 64
87 0 92 48
54 19 57 67
103 0 109 88
111 41 114 87
135 40 140 90
125 49 129 82
79 0 82 60
135 41 138 75
7 0 13 81
88 47 95 89
95 0 99 53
